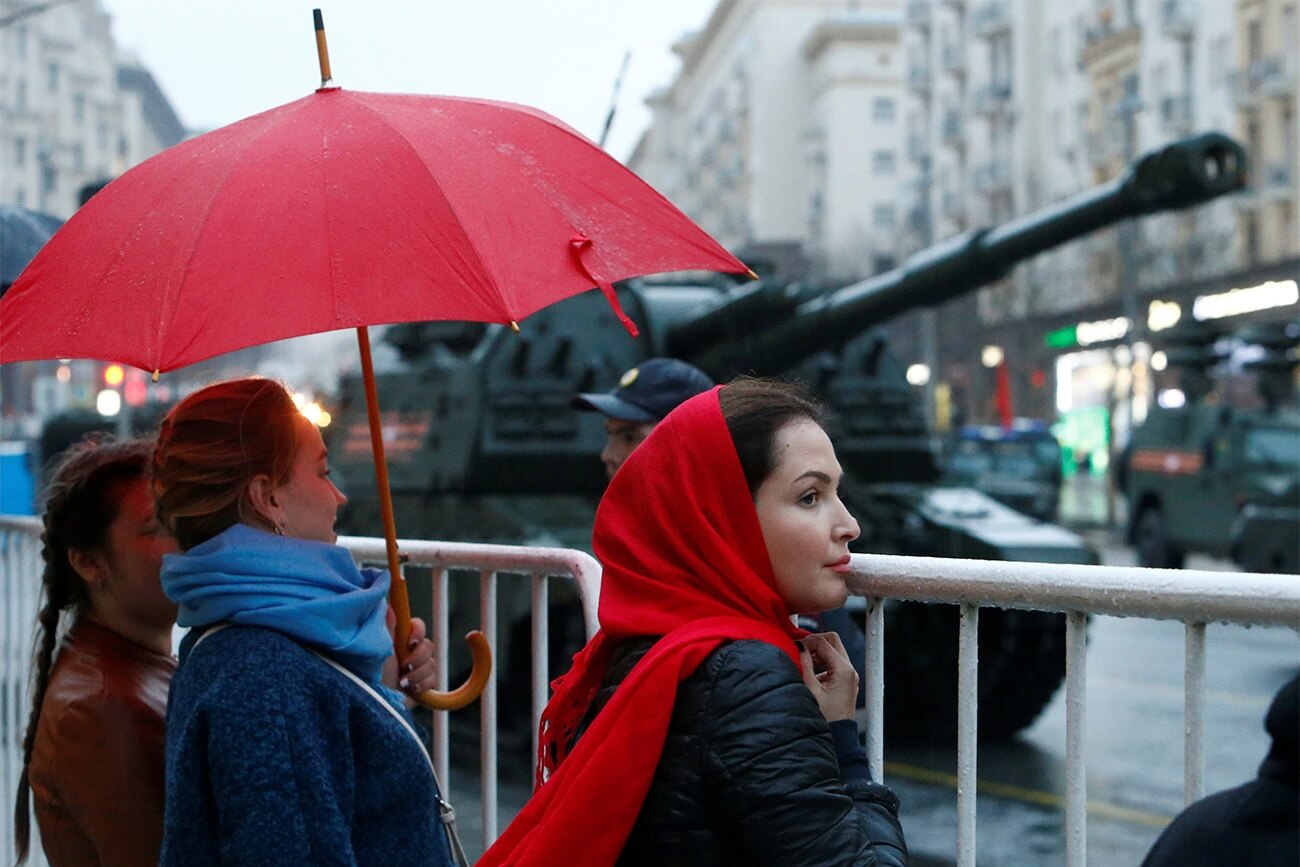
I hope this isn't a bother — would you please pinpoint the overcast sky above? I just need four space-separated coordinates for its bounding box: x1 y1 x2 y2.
101 0 716 163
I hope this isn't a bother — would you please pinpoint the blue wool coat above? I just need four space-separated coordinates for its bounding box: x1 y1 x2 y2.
162 625 454 867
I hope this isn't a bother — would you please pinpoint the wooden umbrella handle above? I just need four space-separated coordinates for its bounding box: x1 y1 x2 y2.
357 326 492 711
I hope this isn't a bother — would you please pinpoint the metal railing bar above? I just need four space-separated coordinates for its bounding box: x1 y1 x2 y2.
530 572 549 782
480 569 499 846
1065 611 1088 867
848 554 1300 628
431 566 450 790
864 596 885 782
1184 622 1207 804
956 603 978 867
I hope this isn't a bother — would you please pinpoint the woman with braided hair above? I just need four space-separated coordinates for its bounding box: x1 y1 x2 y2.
13 438 179 866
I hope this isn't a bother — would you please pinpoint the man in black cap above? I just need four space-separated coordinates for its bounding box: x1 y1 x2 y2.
571 357 714 479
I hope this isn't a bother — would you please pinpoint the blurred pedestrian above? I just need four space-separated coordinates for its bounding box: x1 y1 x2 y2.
572 357 713 478
153 377 459 867
483 378 907 866
1141 673 1299 866
14 438 178 866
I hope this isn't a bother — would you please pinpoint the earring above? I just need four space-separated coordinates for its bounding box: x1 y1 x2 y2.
274 522 285 537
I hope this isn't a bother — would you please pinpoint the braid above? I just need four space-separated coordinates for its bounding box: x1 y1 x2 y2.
12 437 150 864
13 598 64 864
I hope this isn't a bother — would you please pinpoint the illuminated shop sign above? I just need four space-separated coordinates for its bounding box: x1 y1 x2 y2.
1045 317 1132 349
1193 279 1299 321
1147 299 1181 331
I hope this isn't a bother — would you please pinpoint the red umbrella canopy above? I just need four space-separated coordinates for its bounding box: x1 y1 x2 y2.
0 88 747 372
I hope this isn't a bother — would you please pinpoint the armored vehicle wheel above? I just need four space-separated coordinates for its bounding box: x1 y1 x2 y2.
1135 506 1185 569
883 602 1068 742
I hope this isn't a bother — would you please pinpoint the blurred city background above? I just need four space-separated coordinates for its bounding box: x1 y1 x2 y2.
1 1 1297 864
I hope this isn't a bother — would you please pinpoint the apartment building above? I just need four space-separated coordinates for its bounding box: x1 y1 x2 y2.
628 0 906 283
0 0 185 218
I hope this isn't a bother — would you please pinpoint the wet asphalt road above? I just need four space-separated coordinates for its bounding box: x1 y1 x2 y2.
447 535 1298 866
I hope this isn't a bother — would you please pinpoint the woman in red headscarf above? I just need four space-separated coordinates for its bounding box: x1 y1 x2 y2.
482 378 907 867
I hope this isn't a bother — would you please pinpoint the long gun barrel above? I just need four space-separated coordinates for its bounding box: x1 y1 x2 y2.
678 132 1248 378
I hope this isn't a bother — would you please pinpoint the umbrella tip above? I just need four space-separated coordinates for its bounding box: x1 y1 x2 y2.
745 268 759 281
151 369 160 383
509 320 521 334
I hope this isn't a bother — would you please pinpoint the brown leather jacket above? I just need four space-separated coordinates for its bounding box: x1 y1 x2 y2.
28 617 175 867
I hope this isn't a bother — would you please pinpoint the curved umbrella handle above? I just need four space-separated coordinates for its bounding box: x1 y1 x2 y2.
412 631 492 711
356 325 494 712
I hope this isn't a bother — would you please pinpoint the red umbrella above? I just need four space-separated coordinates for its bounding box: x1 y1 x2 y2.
0 13 749 710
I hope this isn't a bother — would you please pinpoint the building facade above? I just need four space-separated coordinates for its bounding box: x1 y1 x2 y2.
0 0 185 218
629 0 906 283
1 0 187 436
633 0 1297 463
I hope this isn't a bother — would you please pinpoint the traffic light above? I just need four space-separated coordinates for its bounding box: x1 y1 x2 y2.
103 364 125 387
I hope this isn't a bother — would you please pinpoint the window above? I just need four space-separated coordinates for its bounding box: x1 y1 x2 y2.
47 63 59 93
873 97 896 122
73 94 85 123
874 204 896 228
16 79 27 112
873 151 897 174
14 137 26 166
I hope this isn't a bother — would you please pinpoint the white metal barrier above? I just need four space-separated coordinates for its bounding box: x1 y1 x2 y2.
4 514 1299 866
336 534 602 846
1 516 47 867
851 553 1300 867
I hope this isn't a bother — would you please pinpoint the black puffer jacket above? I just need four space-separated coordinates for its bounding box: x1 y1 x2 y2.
577 637 908 867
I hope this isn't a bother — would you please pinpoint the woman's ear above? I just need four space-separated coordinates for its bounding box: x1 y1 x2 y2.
245 474 283 530
67 548 108 589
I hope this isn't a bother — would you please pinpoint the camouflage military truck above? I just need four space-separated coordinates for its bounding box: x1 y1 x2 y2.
1123 322 1299 572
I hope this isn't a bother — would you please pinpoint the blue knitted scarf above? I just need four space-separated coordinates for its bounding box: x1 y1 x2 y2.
163 524 392 684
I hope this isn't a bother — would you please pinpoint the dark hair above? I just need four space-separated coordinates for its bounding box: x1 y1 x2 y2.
14 438 151 864
152 377 300 551
718 377 827 494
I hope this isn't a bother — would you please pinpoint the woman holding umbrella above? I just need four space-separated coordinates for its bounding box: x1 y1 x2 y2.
151 377 459 867
482 378 908 866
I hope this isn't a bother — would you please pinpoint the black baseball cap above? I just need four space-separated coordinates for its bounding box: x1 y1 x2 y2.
571 358 714 423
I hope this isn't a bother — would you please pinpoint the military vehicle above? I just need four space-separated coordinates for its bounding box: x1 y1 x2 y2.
941 421 1063 523
330 132 1246 743
1122 320 1299 573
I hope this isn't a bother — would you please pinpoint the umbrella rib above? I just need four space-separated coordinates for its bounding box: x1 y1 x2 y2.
339 93 518 322
157 110 300 370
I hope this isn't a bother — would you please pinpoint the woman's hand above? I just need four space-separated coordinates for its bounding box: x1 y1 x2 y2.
799 631 859 722
398 616 438 695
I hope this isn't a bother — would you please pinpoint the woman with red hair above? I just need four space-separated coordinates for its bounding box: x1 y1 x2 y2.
483 378 907 866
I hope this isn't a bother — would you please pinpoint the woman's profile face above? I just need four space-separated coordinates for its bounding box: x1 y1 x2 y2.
100 478 179 629
272 416 348 544
752 419 860 615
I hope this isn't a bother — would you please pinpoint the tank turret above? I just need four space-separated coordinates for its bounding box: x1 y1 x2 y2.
331 133 1247 745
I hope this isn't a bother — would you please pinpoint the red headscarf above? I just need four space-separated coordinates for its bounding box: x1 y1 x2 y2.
479 387 806 867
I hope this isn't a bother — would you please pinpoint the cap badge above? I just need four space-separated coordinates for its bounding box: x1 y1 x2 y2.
620 367 640 388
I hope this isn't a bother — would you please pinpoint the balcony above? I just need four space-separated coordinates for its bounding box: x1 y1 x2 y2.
1251 55 1296 98
971 82 1012 116
971 1 1010 38
941 110 965 147
907 0 932 28
908 65 933 95
1159 94 1192 132
1085 129 1127 169
1257 162 1294 200
941 44 967 77
1229 56 1296 108
972 159 1012 195
1160 0 1194 39
1081 10 1140 63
